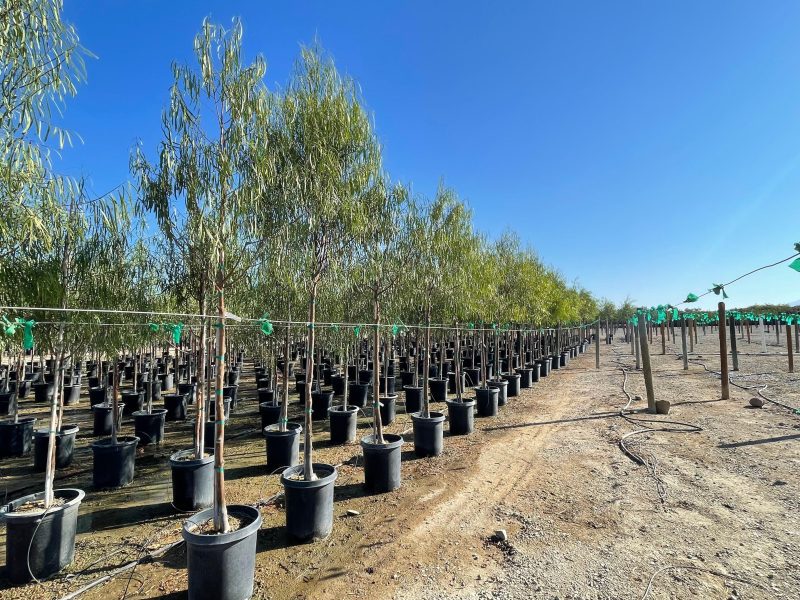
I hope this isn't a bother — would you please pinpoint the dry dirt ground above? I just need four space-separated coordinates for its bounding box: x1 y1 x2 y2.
1 326 799 600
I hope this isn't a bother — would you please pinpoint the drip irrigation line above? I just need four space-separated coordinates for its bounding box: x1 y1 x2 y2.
640 564 765 600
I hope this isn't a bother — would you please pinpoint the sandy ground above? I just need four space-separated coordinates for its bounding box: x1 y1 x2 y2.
1 325 799 600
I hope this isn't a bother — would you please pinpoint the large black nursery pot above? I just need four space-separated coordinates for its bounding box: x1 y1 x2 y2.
516 367 533 388
133 409 167 446
163 393 187 421
328 405 358 445
347 382 369 408
464 367 481 388
399 371 415 388
361 433 403 493
170 449 213 512
446 400 475 435
330 374 344 396
530 362 541 383
403 385 423 414
0 417 36 457
0 390 17 416
537 358 550 377
121 390 145 415
33 425 79 471
378 376 396 395
411 411 445 457
503 372 521 398
182 504 262 600
161 371 174 392
488 378 509 406
311 390 333 421
222 385 239 408
88 385 110 407
264 423 302 474
378 394 397 426
259 401 282 430
179 382 197 404
475 386 499 417
551 354 560 371
281 463 338 541
257 387 275 405
92 403 124 436
33 381 54 404
0 488 85 584
358 369 373 385
63 383 81 406
91 436 139 489
560 351 569 367
429 378 448 402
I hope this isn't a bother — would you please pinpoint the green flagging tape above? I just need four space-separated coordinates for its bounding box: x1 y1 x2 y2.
710 283 729 299
353 326 361 337
214 466 224 472
685 293 699 303
789 258 800 273
279 418 288 425
215 419 226 424
215 389 224 396
307 322 314 329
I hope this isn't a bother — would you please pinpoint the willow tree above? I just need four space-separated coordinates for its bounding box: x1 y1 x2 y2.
0 0 92 259
132 18 272 532
354 179 410 443
275 45 380 480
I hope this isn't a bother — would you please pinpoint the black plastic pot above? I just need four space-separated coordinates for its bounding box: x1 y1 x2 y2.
400 371 415 388
331 374 344 396
148 378 162 401
404 385 423 414
503 373 521 398
121 390 144 415
311 390 333 421
183 504 262 600
0 390 17 415
170 449 213 512
347 382 369 408
88 385 110 407
264 422 302 473
538 358 550 377
475 387 499 417
551 355 560 371
411 411 445 457
209 397 232 420
358 369 373 385
379 376 396 395
163 393 187 421
560 351 569 367
281 463 338 541
488 378 509 406
0 488 84 584
446 400 475 435
531 362 541 383
33 381 55 404
33 425 79 471
178 382 197 404
227 368 241 386
0 417 36 457
91 436 139 489
516 367 533 388
378 394 397 426
361 433 403 493
257 387 275 404
429 378 448 402
222 385 239 407
329 405 358 445
464 367 481 388
63 383 81 406
161 372 174 392
447 371 466 395
133 409 167 446
92 403 124 436
259 402 282 430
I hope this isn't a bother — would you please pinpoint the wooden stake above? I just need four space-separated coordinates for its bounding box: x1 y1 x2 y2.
660 322 666 355
718 302 730 400
787 324 794 373
638 312 656 412
681 317 689 370
634 321 641 370
595 318 600 370
760 317 767 353
729 315 739 372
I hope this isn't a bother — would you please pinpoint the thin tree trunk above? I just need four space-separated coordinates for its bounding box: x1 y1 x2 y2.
303 284 318 481
372 295 385 444
194 289 207 458
212 245 230 533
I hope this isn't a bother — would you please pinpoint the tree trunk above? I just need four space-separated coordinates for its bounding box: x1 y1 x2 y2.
194 290 207 458
303 283 318 481
422 305 431 419
372 295 385 444
212 246 230 533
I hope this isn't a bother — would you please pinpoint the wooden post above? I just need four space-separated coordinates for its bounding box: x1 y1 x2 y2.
746 319 751 344
595 319 600 369
729 315 739 372
795 322 799 353
638 312 656 412
689 319 694 353
718 302 730 400
660 322 666 355
634 320 641 370
681 317 689 370
760 317 767 353
787 324 794 373
693 319 698 344
630 322 635 356
776 321 780 346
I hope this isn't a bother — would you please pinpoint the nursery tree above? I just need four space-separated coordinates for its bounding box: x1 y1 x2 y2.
132 18 272 531
275 44 380 479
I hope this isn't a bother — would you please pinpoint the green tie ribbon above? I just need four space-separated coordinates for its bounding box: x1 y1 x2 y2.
259 313 273 336
685 293 699 303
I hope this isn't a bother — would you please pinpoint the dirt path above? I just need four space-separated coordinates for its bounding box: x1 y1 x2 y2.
2 329 799 599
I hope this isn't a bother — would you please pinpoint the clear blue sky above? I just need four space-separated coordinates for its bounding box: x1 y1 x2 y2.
58 1 800 310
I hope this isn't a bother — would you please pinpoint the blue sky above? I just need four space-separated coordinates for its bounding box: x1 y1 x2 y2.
58 1 800 310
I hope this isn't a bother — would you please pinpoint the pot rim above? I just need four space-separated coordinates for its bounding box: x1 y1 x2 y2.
0 417 36 427
446 399 476 408
328 404 358 415
281 462 338 489
132 409 168 417
182 504 262 546
34 424 79 437
0 488 85 522
409 411 445 423
91 436 139 449
170 448 214 466
360 433 403 450
263 422 302 437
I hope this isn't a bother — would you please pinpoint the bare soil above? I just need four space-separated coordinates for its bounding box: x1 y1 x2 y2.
1 325 798 599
